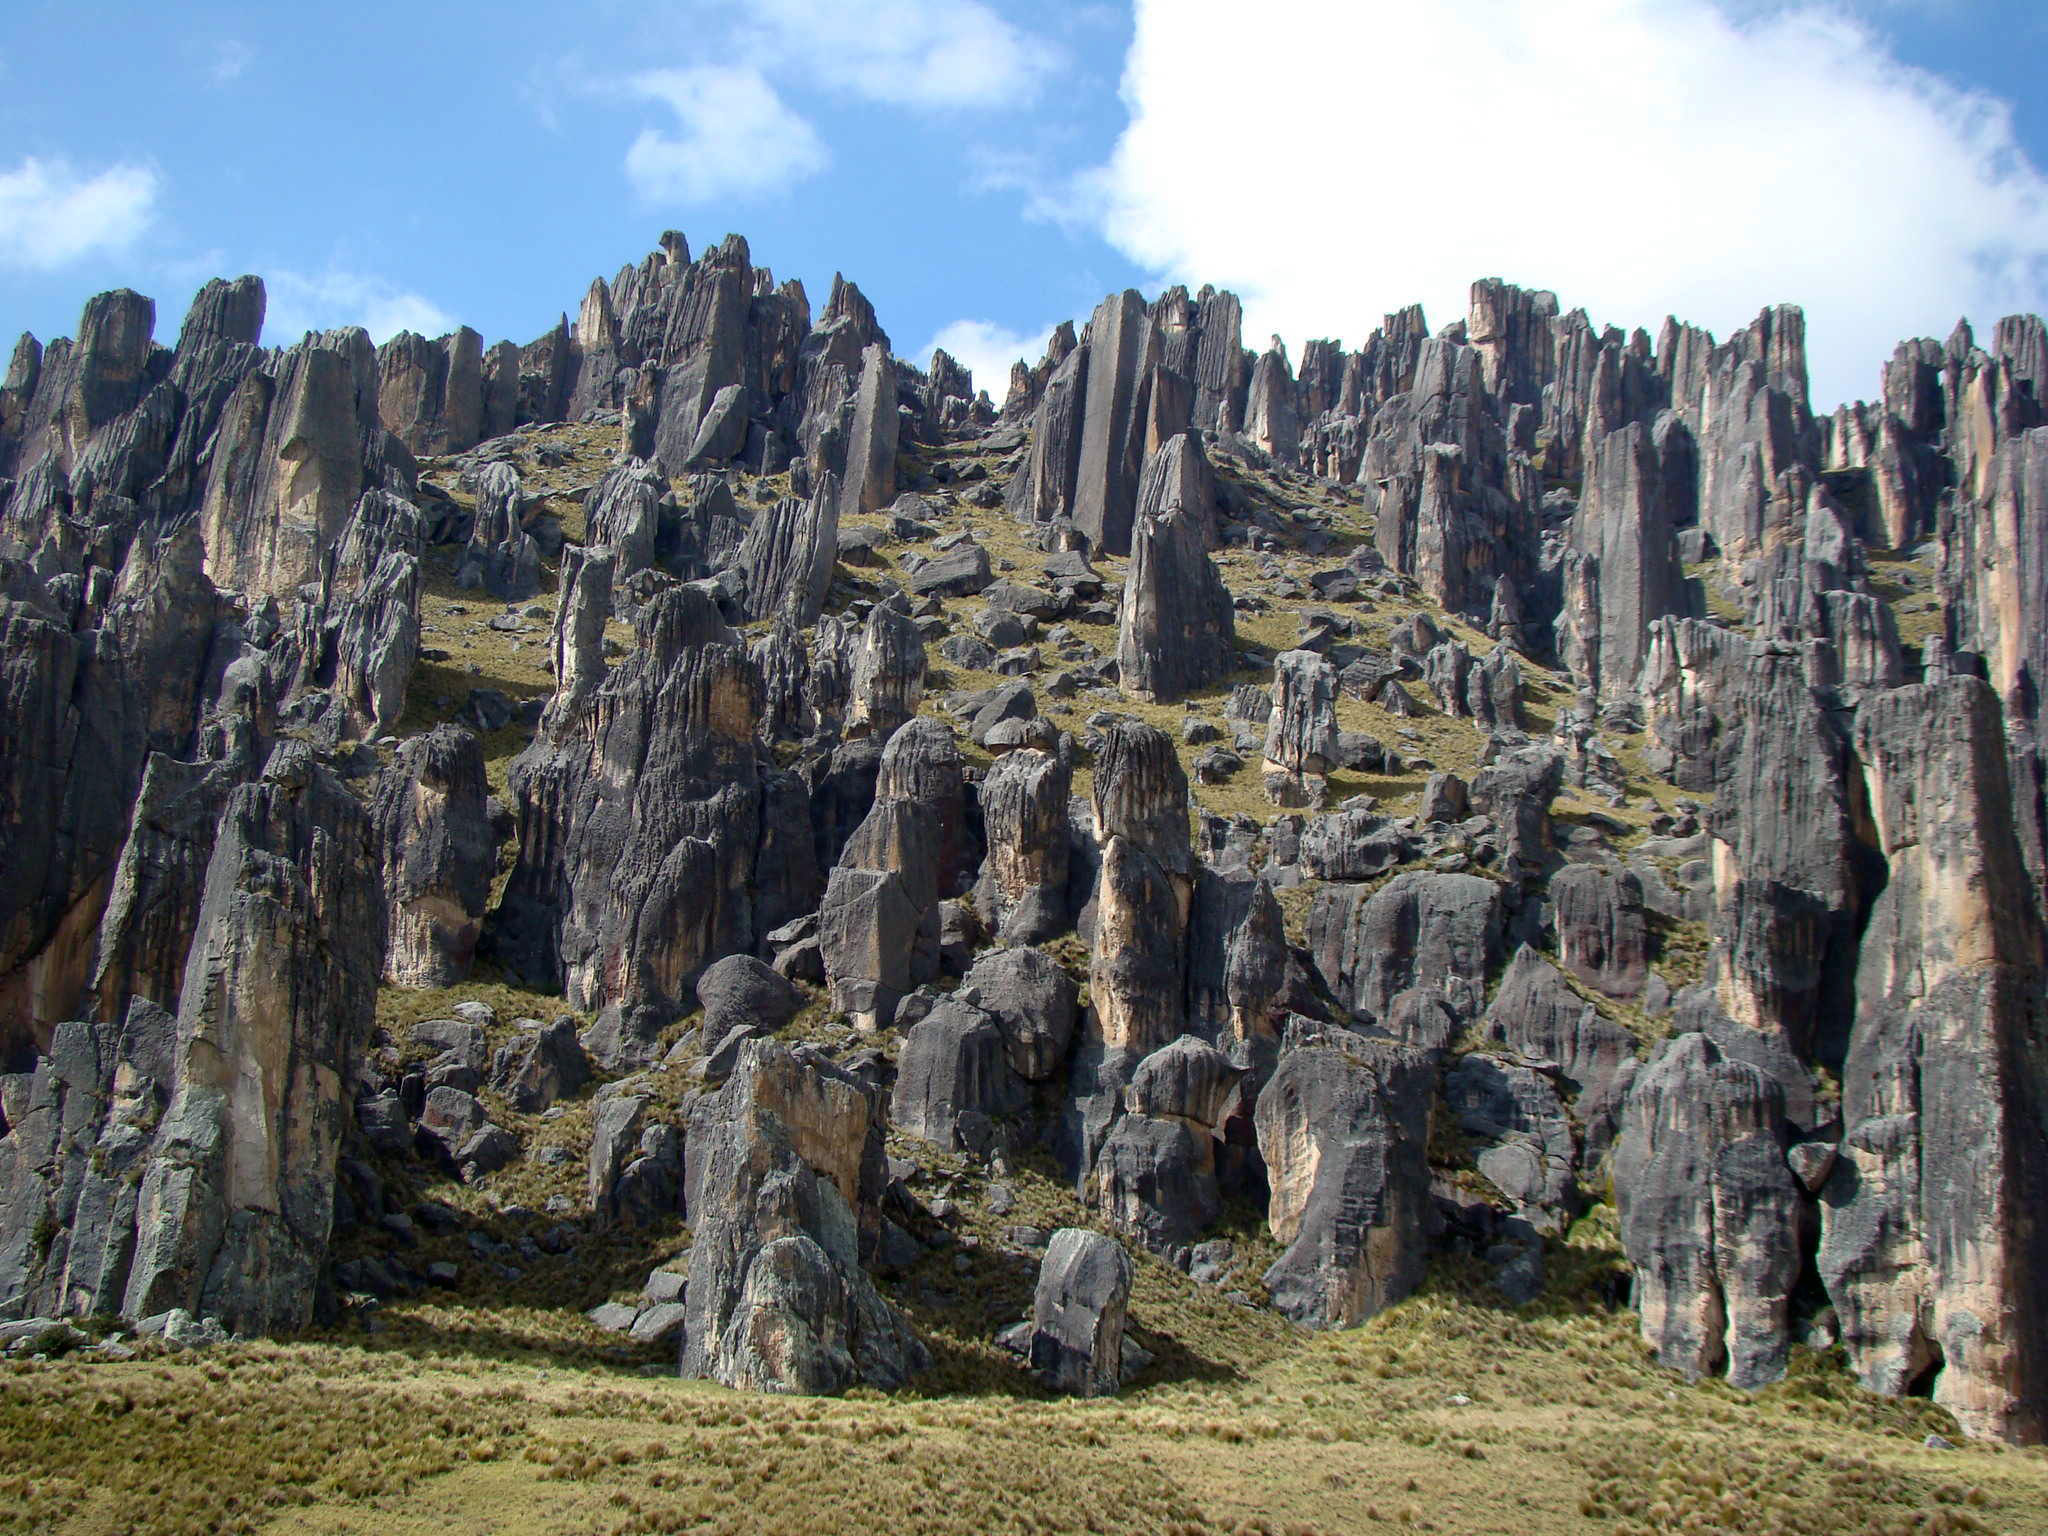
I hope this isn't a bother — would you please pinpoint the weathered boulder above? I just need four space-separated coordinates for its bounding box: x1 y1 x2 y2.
1614 1031 1801 1390
682 1040 926 1393
840 345 899 519
1550 865 1649 999
695 953 804 1057
1308 871 1503 1029
1256 1036 1434 1329
489 1017 590 1114
973 747 1072 944
93 745 379 1333
1445 1055 1578 1233
907 540 993 597
1117 437 1236 702
958 945 1078 1081
1073 291 1159 556
1088 723 1193 1056
1090 1035 1240 1251
1264 650 1339 807
846 594 924 739
1481 946 1638 1161
1820 678 2048 1442
740 474 840 627
371 725 495 988
1029 1228 1133 1396
455 461 540 600
890 998 1024 1151
498 585 787 1065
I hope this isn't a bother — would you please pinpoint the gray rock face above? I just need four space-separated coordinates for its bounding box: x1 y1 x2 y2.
199 324 385 601
1073 290 1161 556
1244 343 1301 466
741 474 840 627
1820 678 2048 1442
907 540 992 597
958 945 1078 1081
372 725 495 988
1309 871 1503 1029
1263 649 1339 806
823 719 964 1027
1007 340 1088 525
1559 420 1696 702
1482 946 1638 1161
1550 865 1648 1000
1364 338 1536 618
846 594 924 739
684 383 748 468
1445 1055 1578 1233
1614 1030 1801 1390
695 954 804 1058
489 1017 590 1114
499 585 788 1064
1090 1035 1241 1251
1029 1228 1133 1396
682 1039 926 1394
974 748 1072 945
1089 724 1192 1055
1256 1036 1434 1329
376 327 484 456
0 533 227 1051
582 457 664 580
0 744 381 1333
455 461 540 600
1469 743 1564 875
86 754 243 1027
890 997 1024 1151
1117 436 1236 702
840 345 899 520
0 1003 178 1321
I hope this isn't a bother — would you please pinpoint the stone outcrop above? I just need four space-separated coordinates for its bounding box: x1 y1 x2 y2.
1614 1031 1802 1390
740 474 840 627
1088 723 1193 1057
973 747 1072 945
1090 1035 1240 1251
1309 871 1503 1030
371 725 495 988
681 1039 926 1393
1821 678 2048 1442
499 585 794 1066
1117 436 1236 702
1 744 380 1332
1029 1228 1133 1396
1263 650 1338 807
455 461 540 600
1256 1035 1434 1329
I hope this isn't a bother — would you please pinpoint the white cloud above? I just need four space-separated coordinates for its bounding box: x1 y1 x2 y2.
1090 0 2048 409
919 318 1059 400
262 270 454 346
0 156 159 270
624 66 828 205
208 39 252 85
731 0 1058 110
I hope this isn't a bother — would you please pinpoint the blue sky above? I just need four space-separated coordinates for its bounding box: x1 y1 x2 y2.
3 1 2046 409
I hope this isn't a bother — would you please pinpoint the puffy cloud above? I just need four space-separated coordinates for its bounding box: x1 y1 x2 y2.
733 0 1059 110
1089 0 2048 407
918 318 1059 399
262 270 454 346
0 157 159 271
624 66 828 205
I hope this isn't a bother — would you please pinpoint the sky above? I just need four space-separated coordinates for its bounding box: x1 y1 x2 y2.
3 0 2047 411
